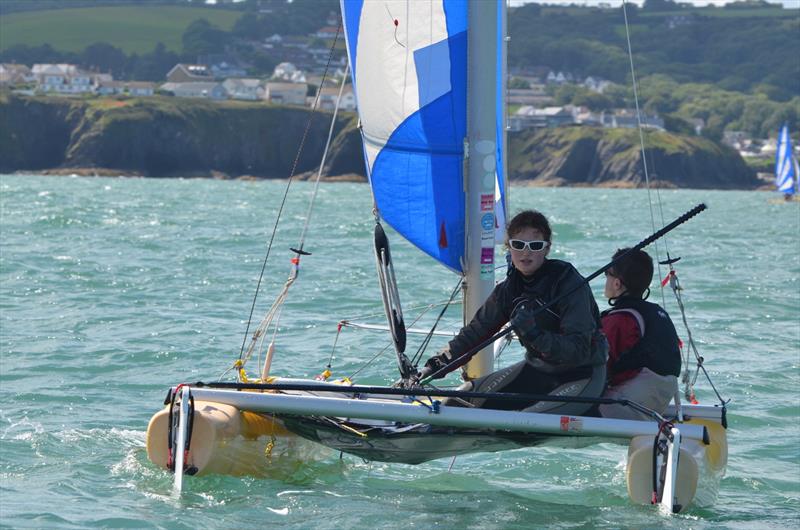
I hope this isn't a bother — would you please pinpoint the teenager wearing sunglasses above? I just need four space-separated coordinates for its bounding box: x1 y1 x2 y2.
597 249 681 420
418 210 608 412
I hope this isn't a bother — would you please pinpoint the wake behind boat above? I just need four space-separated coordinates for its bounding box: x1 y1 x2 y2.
146 0 728 514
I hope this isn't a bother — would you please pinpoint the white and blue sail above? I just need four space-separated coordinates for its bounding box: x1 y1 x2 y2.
775 124 797 195
341 0 506 273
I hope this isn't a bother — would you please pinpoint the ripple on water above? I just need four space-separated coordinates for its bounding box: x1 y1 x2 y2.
1 177 798 528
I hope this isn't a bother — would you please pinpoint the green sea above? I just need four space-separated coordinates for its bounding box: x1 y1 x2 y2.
1 174 798 529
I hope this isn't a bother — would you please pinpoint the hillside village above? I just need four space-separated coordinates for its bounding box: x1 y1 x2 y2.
0 2 791 162
2 58 782 159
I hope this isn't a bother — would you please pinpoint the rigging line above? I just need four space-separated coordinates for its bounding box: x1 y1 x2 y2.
622 5 718 406
295 62 350 253
237 24 342 359
410 277 463 366
621 0 666 307
339 299 463 325
347 300 440 381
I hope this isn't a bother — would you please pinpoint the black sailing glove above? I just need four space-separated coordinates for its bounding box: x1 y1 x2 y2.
417 351 451 381
510 299 542 346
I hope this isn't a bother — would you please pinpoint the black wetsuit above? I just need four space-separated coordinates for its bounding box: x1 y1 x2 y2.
443 259 608 410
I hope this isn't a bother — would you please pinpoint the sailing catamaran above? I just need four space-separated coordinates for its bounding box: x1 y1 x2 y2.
146 0 728 514
775 124 799 201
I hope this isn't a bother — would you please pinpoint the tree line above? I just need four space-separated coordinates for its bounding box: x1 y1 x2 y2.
509 2 798 102
1 0 796 139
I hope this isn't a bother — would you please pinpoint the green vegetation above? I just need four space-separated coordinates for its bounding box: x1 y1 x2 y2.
0 0 795 183
0 6 239 54
743 155 775 173
551 75 800 141
508 125 756 188
509 2 799 101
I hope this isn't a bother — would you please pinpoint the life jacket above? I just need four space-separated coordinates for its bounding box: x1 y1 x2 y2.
601 297 681 377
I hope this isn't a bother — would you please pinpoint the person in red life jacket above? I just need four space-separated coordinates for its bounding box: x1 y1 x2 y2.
416 210 608 412
598 248 681 420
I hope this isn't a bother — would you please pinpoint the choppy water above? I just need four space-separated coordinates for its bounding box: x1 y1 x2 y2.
1 174 798 529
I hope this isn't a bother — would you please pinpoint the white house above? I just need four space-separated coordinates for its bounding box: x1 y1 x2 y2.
97 81 156 97
601 109 664 130
583 76 612 93
223 78 264 101
546 71 571 85
571 106 602 126
0 64 33 85
160 81 227 100
272 62 306 83
315 84 356 111
32 64 102 94
265 82 308 106
508 105 575 131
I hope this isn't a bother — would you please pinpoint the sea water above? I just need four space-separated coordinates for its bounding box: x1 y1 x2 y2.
1 174 798 529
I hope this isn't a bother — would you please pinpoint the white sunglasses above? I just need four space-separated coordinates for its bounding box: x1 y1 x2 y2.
509 239 549 252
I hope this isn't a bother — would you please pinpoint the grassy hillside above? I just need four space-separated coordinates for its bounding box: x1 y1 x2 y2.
539 4 793 18
0 6 240 54
509 3 799 99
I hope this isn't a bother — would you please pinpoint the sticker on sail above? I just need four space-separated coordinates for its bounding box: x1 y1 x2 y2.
481 213 494 231
560 416 583 432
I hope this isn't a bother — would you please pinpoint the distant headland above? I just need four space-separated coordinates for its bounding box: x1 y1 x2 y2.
0 94 760 189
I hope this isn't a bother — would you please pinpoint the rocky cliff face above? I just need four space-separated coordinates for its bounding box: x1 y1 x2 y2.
66 98 355 178
0 94 758 189
509 127 758 189
0 95 82 172
0 94 356 178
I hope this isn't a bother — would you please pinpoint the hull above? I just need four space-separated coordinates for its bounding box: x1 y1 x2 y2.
627 418 728 509
146 399 327 477
769 195 800 204
148 383 726 512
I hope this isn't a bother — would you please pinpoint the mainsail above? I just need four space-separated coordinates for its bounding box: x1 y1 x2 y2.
775 124 797 195
341 0 506 272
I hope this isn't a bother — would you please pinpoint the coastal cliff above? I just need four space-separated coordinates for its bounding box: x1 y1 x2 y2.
0 94 355 178
509 127 758 189
0 94 758 188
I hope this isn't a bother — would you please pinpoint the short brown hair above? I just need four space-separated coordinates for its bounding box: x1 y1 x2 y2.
609 248 653 298
506 210 552 242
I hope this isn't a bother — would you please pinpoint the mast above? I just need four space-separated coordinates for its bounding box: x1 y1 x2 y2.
463 0 498 379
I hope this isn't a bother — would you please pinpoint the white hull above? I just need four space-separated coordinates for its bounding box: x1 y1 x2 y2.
146 382 727 511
